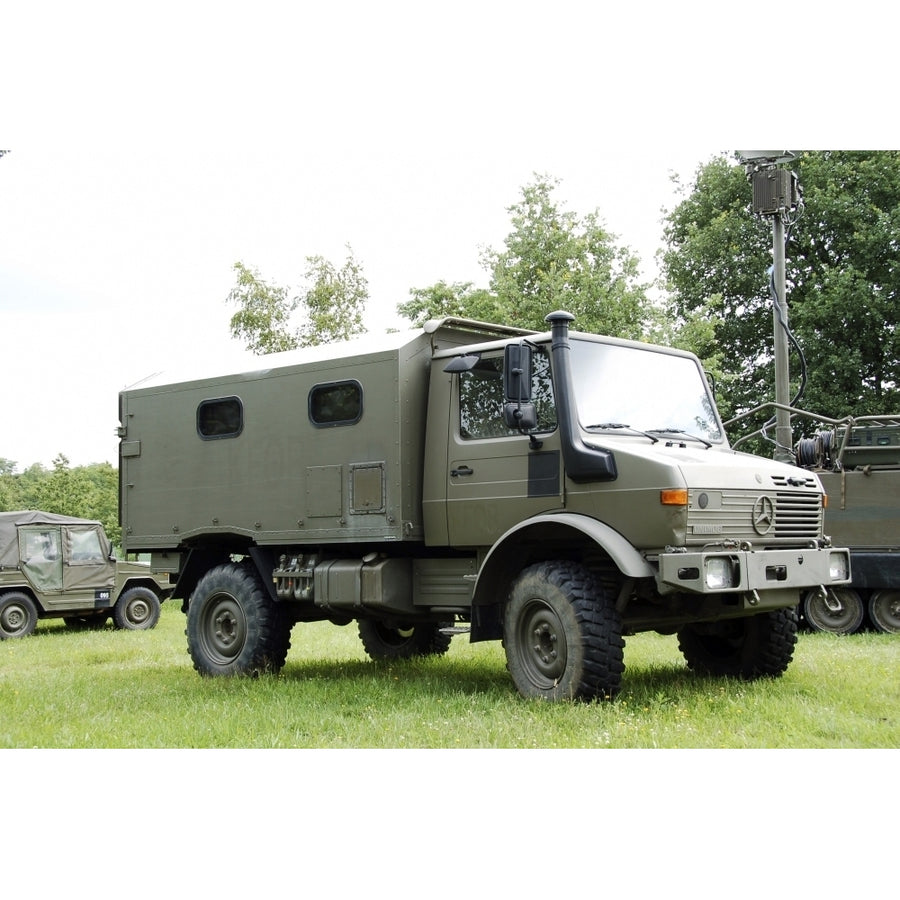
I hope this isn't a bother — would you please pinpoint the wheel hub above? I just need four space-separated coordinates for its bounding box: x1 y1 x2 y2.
533 622 559 665
129 600 150 624
520 601 567 684
214 610 238 647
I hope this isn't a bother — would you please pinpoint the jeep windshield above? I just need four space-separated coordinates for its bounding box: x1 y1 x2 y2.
568 338 724 444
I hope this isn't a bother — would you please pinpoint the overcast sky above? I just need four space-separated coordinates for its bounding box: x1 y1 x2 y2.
1 1 888 469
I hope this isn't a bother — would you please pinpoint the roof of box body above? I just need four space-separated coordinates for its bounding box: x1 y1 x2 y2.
122 318 537 394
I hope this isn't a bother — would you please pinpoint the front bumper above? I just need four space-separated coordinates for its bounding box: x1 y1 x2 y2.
658 547 851 595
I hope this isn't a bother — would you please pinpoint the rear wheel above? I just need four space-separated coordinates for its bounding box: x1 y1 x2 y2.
678 607 798 679
803 587 864 634
868 590 900 634
0 591 38 640
358 619 452 659
187 563 292 675
113 587 161 630
503 561 624 702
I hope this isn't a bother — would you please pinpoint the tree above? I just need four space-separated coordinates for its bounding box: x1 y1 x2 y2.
660 156 773 423
227 245 369 355
295 249 368 347
398 174 653 337
660 151 900 433
787 152 900 417
483 174 652 338
226 263 297 355
0 456 121 547
396 280 494 328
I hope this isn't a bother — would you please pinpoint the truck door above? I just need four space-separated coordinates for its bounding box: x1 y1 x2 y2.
19 526 64 594
445 349 562 547
61 525 116 594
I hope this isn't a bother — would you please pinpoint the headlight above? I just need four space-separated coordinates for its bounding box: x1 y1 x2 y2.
829 552 849 581
705 556 737 590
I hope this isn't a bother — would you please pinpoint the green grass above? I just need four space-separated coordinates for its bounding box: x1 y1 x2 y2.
1 601 897 748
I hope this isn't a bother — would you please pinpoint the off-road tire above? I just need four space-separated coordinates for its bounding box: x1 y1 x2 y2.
503 561 624 702
868 590 900 634
677 607 798 680
0 591 38 640
803 587 864 634
113 586 161 630
358 619 453 659
187 562 292 676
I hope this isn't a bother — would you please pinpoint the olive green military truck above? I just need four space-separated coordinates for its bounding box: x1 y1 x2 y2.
0 510 172 638
730 407 900 634
118 311 851 700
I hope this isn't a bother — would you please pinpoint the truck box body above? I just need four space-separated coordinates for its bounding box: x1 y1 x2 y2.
120 326 479 551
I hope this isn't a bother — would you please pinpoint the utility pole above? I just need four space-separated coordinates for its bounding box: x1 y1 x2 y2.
737 152 801 463
771 210 792 461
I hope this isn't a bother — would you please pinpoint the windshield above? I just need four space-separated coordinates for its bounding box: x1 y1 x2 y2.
569 338 723 443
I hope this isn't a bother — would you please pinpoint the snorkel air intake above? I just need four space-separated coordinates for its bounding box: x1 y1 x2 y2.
546 310 617 483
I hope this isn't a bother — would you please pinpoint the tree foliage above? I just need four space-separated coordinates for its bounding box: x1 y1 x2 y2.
396 280 494 328
295 250 367 347
787 152 900 417
226 262 297 355
227 245 368 355
660 151 900 432
0 455 121 547
399 174 654 337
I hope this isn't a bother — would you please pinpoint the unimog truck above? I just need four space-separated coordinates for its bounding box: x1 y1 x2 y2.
0 510 172 639
118 311 851 700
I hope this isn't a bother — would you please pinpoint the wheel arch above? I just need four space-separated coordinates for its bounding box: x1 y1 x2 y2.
0 585 44 614
117 576 171 601
469 513 653 642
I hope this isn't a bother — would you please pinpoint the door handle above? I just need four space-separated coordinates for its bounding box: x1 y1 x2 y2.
450 465 474 477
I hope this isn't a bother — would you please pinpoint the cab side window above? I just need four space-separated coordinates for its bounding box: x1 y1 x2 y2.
69 528 105 563
459 351 556 440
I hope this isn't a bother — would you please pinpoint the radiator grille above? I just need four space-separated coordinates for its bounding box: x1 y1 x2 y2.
688 489 822 545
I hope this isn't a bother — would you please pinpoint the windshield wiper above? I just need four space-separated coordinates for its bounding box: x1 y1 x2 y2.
646 428 713 448
585 423 659 444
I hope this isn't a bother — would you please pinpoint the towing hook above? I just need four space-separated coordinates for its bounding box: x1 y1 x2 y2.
819 585 843 613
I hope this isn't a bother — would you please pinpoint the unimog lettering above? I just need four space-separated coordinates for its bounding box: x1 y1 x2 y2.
119 311 851 700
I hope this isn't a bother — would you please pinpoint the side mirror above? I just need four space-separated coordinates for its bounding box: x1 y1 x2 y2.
504 342 533 403
503 341 537 431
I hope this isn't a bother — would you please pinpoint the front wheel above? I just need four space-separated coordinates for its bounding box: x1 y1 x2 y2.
678 607 798 680
868 590 900 634
187 563 292 676
503 561 624 702
358 619 452 659
113 587 161 630
0 591 38 640
803 587 864 634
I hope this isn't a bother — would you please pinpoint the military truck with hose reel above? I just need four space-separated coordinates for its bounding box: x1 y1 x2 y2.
730 406 900 634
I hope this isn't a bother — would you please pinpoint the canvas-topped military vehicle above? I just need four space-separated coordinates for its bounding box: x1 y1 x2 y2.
118 311 851 700
0 510 172 639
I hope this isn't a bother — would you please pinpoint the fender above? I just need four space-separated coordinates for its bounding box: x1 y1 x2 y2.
469 512 654 642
